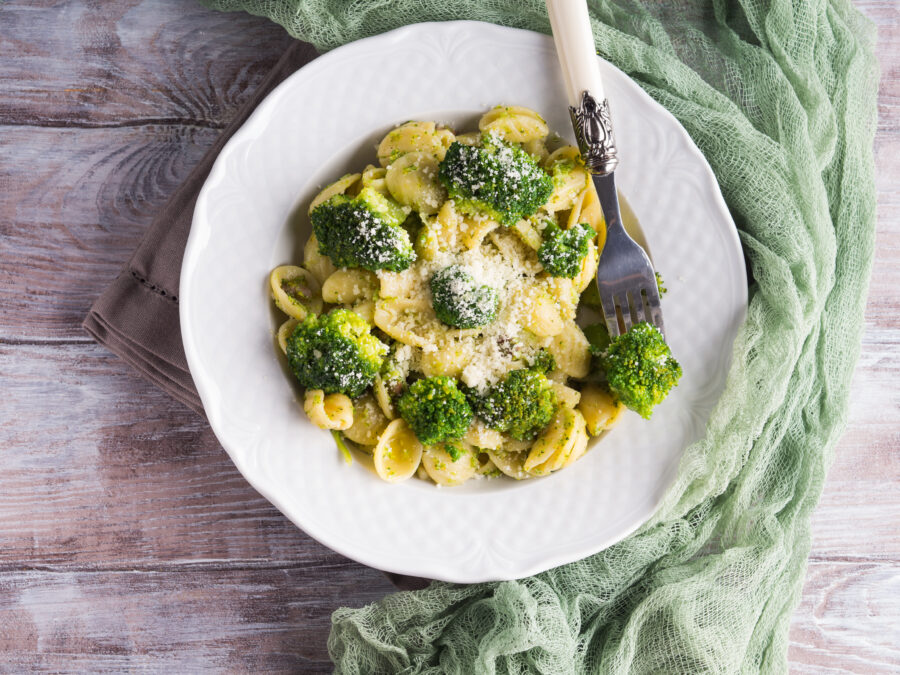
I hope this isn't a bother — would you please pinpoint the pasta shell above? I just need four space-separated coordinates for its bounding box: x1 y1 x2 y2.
377 121 454 166
344 394 390 446
578 385 626 436
308 172 361 214
373 419 424 483
385 152 446 215
269 265 323 320
421 442 478 486
303 390 354 431
478 106 549 144
303 234 337 287
276 318 299 354
321 268 378 305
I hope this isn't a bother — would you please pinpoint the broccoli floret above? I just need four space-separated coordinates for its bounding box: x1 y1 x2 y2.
471 369 558 441
583 322 611 356
601 322 682 419
529 349 556 374
579 280 602 309
286 308 387 397
538 222 596 278
310 187 415 272
397 376 473 445
655 271 667 296
378 344 410 402
438 137 553 225
444 442 465 462
430 265 499 329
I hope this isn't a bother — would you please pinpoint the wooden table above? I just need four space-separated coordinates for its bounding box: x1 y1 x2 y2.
1 1 897 671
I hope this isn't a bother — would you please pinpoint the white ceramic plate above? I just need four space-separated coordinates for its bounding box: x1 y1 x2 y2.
182 21 746 583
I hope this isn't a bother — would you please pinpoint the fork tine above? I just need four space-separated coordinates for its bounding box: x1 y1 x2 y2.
631 290 647 324
619 293 634 333
644 286 666 338
598 288 621 338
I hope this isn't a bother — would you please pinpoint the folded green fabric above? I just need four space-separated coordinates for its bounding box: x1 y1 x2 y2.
200 0 878 671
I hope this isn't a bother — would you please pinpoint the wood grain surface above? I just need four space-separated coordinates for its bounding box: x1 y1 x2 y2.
1 0 897 672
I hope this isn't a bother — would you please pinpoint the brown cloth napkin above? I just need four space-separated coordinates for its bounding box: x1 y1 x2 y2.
82 40 430 592
83 42 318 414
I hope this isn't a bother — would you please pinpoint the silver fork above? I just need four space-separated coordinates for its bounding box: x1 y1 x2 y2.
592 172 665 337
546 0 665 339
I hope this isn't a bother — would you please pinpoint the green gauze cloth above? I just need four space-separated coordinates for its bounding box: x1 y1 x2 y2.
200 0 878 672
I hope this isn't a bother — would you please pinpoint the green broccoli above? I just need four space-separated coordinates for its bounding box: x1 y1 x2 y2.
538 222 596 278
378 344 410 402
470 369 558 441
444 442 465 462
578 280 601 310
310 187 415 272
601 322 682 419
528 349 556 374
286 308 387 397
438 137 553 225
430 265 499 329
397 376 473 446
655 271 667 296
583 322 611 356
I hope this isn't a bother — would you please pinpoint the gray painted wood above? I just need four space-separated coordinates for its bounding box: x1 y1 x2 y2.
1 0 897 670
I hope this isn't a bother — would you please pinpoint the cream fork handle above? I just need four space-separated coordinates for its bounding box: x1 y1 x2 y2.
545 0 604 108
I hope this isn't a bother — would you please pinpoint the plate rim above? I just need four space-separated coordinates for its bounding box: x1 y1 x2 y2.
181 20 747 582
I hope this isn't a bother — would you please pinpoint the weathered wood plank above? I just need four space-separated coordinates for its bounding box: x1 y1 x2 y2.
788 559 900 673
0 0 293 127
0 567 393 673
0 125 218 342
0 342 369 569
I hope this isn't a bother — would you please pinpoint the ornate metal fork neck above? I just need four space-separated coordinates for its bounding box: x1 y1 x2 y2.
569 90 618 176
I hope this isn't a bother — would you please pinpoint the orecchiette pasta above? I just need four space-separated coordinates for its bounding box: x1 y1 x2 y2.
419 338 475 378
373 419 424 482
385 152 446 215
344 394 390 446
350 299 376 324
453 131 481 146
572 240 599 293
321 268 378 305
361 164 389 195
544 146 589 213
304 390 354 431
374 297 437 348
486 448 534 480
308 172 360 213
303 234 337 286
550 380 582 409
276 318 299 354
373 374 398 420
478 106 549 144
568 178 606 248
510 218 542 251
269 106 671 485
458 214 500 250
522 138 550 164
521 287 565 338
578 385 626 436
416 201 463 259
269 265 322 321
377 121 454 166
547 321 592 379
421 442 478 486
525 407 588 475
464 420 504 450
